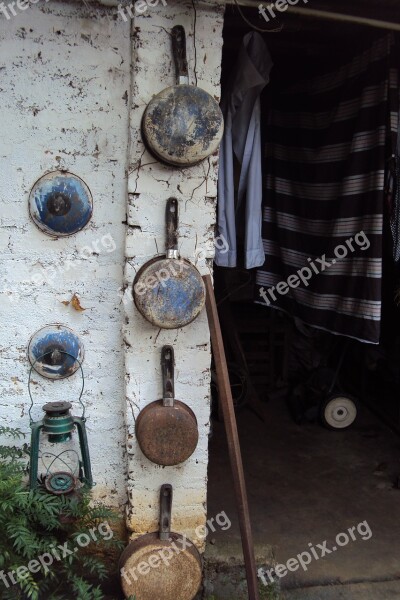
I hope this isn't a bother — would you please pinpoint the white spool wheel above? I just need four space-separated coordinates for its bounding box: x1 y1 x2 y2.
321 395 357 430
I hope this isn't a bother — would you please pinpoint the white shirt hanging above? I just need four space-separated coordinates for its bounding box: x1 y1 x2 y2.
215 31 273 269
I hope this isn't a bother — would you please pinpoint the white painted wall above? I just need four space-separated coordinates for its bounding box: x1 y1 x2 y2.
124 0 224 548
0 1 131 507
0 0 225 548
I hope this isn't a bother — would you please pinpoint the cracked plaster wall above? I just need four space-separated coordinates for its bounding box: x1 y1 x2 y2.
0 0 225 544
0 1 131 508
123 1 224 549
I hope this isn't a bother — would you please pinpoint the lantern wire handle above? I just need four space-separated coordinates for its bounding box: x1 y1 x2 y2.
40 449 80 478
28 351 85 424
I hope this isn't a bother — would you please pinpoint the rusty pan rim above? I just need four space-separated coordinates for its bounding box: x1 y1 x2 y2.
135 400 199 466
145 82 221 107
135 398 198 428
119 530 202 576
133 255 201 288
119 532 159 569
141 84 224 168
132 255 206 330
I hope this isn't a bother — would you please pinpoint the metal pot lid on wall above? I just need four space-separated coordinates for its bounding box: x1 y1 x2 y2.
28 324 84 379
29 171 93 237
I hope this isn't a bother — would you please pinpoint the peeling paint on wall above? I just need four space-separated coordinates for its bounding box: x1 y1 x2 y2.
0 0 225 541
124 0 224 549
0 1 131 508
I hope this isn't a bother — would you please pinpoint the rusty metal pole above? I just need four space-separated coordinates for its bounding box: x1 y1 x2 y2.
203 274 260 600
195 0 400 32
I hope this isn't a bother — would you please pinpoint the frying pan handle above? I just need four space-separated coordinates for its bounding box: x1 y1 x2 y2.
159 484 173 541
162 345 175 407
171 25 189 85
166 198 179 259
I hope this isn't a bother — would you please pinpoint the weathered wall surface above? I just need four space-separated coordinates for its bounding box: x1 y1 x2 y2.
0 0 225 545
0 1 131 507
124 0 224 549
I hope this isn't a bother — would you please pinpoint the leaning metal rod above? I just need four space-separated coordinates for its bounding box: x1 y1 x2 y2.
195 0 400 33
204 274 260 600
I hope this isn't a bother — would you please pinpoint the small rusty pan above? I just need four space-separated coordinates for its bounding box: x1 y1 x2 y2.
133 197 205 329
119 484 202 600
142 25 224 167
136 345 198 466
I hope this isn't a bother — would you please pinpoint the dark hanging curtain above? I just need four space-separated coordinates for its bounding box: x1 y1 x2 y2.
255 34 399 344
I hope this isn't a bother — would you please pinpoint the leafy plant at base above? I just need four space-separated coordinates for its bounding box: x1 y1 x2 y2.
0 427 124 600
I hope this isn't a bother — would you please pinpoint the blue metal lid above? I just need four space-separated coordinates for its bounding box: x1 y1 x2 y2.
28 324 84 379
29 171 93 237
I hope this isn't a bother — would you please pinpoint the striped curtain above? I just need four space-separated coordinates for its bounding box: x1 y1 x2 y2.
255 34 399 344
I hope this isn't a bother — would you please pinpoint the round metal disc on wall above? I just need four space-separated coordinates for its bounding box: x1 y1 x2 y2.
29 171 93 237
28 324 84 379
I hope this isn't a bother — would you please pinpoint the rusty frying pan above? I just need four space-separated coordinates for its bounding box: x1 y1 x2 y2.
142 25 224 167
136 346 198 466
119 484 202 600
133 197 205 329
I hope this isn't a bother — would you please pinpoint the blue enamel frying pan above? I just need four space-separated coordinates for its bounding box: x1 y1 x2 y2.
133 198 205 329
